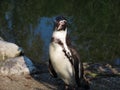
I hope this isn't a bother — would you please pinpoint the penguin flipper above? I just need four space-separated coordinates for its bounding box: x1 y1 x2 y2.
48 59 58 78
70 47 90 89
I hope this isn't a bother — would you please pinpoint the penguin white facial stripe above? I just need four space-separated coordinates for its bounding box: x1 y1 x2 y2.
56 20 67 30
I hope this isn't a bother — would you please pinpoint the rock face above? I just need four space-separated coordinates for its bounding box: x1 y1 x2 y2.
0 40 23 61
0 56 36 75
0 38 36 76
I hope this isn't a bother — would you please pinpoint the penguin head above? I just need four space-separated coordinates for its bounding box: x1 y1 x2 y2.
54 16 67 31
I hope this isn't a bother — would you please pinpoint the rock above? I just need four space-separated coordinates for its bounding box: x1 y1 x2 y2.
0 40 23 61
84 63 120 78
91 77 120 90
0 56 36 75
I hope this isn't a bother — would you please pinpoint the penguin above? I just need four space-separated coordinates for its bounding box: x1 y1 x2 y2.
49 16 89 90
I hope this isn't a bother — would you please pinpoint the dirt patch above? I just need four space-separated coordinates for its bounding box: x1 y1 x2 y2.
0 63 120 90
0 74 57 90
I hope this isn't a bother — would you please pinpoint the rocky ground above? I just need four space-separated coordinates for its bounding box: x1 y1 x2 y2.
0 39 120 90
0 63 120 90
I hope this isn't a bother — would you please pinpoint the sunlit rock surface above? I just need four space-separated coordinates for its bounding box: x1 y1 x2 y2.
0 40 23 61
0 56 36 75
0 38 36 76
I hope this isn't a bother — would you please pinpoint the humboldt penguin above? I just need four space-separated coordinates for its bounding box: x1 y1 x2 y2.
49 16 89 90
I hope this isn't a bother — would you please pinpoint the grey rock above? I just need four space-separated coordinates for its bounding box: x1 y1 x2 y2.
0 40 23 61
0 56 36 75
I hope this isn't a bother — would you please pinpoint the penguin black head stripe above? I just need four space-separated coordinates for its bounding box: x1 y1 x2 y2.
54 16 67 31
55 16 67 22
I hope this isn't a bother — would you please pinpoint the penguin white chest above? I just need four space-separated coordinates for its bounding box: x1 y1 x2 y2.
49 43 75 85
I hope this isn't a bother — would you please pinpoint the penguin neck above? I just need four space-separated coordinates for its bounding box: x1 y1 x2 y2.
52 28 67 44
